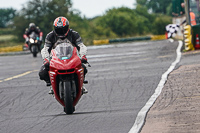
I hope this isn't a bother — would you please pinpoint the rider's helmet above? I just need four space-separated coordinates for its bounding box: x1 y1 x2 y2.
29 23 36 30
53 16 69 38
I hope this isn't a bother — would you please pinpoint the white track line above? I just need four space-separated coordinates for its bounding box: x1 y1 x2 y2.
128 40 183 133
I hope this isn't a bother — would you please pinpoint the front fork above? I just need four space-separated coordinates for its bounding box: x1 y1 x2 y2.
58 78 76 101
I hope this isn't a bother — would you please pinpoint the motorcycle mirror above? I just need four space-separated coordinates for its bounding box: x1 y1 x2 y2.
87 62 91 67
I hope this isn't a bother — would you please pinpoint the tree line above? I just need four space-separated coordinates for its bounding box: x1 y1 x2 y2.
0 0 172 45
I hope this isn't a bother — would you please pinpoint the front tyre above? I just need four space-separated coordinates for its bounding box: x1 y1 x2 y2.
63 81 74 114
31 45 38 57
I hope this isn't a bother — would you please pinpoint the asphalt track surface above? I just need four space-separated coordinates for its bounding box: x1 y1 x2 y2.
0 40 178 133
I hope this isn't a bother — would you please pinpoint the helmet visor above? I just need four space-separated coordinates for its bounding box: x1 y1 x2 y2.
54 26 68 36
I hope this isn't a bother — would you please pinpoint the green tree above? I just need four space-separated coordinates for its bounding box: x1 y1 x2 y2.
12 0 172 45
134 5 154 34
93 7 155 37
136 0 147 6
13 0 72 42
135 0 172 35
95 7 138 37
136 0 171 15
152 14 172 35
0 8 16 28
68 10 93 44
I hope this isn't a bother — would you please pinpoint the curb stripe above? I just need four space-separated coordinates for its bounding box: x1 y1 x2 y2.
93 35 165 45
128 40 183 133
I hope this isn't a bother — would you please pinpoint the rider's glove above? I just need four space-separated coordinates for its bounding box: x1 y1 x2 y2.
25 38 29 44
81 55 87 63
43 58 50 70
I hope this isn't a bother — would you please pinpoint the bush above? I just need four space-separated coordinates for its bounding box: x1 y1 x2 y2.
152 14 172 35
95 7 138 37
0 28 13 35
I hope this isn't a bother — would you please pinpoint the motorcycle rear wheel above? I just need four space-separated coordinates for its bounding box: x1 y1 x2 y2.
63 81 74 114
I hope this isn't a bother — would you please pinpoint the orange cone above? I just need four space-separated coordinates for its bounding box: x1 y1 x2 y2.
165 32 168 39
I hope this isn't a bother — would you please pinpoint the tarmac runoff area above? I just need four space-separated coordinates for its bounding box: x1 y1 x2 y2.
141 50 200 133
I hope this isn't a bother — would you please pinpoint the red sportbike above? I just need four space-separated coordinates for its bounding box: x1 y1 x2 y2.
49 43 89 114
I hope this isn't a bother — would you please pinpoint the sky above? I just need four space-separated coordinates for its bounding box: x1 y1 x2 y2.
0 0 136 18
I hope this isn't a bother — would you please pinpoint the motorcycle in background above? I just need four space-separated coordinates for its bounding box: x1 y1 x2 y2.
28 32 40 57
49 42 90 114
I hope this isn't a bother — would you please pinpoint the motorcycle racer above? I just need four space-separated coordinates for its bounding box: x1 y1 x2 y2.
23 23 43 50
39 16 88 94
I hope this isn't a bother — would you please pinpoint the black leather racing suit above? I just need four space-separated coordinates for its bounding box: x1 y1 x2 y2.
39 29 87 83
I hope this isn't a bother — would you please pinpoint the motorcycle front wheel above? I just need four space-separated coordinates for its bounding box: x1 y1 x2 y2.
63 81 74 114
31 45 38 57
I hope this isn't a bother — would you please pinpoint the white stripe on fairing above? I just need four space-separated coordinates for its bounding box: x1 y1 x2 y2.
128 40 183 133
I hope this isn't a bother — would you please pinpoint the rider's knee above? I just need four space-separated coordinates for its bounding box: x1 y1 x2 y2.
39 65 49 81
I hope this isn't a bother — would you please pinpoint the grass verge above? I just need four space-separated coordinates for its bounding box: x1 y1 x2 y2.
0 45 23 53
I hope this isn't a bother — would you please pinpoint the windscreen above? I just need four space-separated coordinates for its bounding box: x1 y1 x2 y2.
29 32 39 40
54 43 73 60
189 0 200 25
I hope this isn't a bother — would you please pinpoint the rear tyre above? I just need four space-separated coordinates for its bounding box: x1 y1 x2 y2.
63 81 74 114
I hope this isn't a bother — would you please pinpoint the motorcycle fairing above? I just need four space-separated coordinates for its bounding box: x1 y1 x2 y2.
49 43 84 107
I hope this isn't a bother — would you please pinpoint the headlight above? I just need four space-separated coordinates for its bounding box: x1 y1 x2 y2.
30 38 34 43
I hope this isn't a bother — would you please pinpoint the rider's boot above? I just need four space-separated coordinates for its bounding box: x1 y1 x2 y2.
45 79 53 94
82 86 88 94
45 79 51 86
83 80 88 84
48 86 54 95
82 79 88 94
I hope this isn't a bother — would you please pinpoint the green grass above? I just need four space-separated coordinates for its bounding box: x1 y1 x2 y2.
0 28 13 35
0 28 24 52
0 34 23 52
0 35 15 41
0 35 23 48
